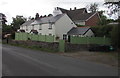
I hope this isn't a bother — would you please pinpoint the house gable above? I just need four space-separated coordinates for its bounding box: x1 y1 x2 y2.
84 29 94 37
67 27 94 37
85 12 100 26
55 14 77 39
54 7 100 26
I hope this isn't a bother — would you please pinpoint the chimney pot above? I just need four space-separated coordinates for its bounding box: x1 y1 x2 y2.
74 7 76 10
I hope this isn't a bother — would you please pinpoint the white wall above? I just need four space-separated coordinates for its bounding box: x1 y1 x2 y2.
74 21 85 25
20 25 32 33
34 24 55 36
84 29 94 37
55 14 77 39
53 8 63 16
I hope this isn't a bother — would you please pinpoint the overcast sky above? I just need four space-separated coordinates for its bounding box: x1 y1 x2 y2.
0 0 117 24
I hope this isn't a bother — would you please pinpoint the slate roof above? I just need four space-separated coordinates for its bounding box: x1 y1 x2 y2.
31 14 64 25
21 19 35 26
58 7 97 21
67 27 90 35
73 12 96 21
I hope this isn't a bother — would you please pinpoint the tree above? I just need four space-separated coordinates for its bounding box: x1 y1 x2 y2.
97 13 108 25
87 3 99 13
104 0 120 48
11 15 26 31
111 24 120 47
104 1 119 17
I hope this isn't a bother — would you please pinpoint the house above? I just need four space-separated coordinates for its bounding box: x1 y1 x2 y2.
19 14 77 40
53 7 101 26
18 19 35 33
67 27 94 37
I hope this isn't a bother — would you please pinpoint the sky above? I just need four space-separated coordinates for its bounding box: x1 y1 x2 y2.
0 0 118 24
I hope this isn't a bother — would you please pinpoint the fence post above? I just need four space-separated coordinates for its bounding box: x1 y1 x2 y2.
59 40 65 52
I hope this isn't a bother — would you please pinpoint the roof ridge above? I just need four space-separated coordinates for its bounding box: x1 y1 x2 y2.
77 26 90 28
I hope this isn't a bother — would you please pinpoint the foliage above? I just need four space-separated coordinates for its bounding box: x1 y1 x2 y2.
111 23 120 48
87 3 99 13
2 15 26 39
97 15 109 25
104 2 119 16
97 11 117 26
91 25 113 37
2 24 12 33
11 15 26 31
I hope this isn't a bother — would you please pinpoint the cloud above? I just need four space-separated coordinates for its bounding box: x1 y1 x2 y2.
0 1 8 6
0 0 106 24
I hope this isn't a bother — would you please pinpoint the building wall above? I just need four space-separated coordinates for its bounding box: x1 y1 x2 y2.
55 14 77 39
20 25 33 33
85 13 100 26
34 24 55 36
20 23 55 36
74 21 85 25
53 8 63 16
84 29 94 37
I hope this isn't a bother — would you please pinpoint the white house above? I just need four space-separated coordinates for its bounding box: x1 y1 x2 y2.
19 14 77 40
53 7 101 26
18 19 35 33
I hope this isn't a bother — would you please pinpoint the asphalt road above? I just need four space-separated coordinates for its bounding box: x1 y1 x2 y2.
2 44 118 76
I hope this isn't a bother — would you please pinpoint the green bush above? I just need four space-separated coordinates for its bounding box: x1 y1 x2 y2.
91 25 113 37
111 24 120 48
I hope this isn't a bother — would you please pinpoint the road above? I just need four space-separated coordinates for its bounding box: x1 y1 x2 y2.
2 44 118 76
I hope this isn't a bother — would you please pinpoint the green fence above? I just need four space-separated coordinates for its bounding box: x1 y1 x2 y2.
15 33 55 42
15 33 28 41
70 36 111 45
59 40 65 52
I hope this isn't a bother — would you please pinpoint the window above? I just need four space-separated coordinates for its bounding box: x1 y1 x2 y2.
63 34 67 40
39 24 42 30
48 23 52 29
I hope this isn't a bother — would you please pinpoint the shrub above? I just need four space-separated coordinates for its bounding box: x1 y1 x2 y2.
91 25 113 37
